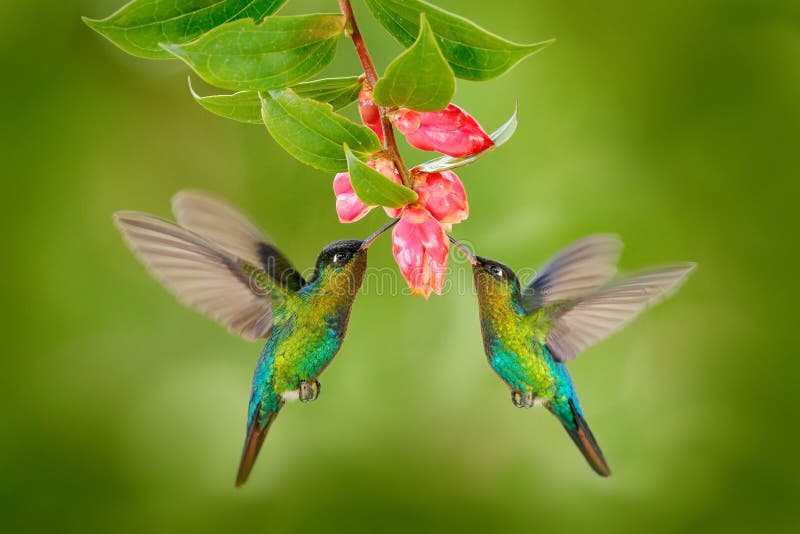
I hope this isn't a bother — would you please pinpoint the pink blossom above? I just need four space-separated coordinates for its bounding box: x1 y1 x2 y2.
333 158 401 223
369 157 405 219
358 85 383 143
412 170 469 227
391 104 493 157
392 208 449 298
333 172 370 223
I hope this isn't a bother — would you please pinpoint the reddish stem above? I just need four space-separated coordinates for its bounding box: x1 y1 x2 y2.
338 0 412 187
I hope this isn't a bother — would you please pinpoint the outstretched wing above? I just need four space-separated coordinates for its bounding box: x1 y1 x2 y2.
115 211 276 341
521 234 623 313
545 264 696 362
171 190 305 292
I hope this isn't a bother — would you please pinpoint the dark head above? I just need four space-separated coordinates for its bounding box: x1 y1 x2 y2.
447 234 521 307
308 239 369 296
307 218 400 297
473 256 523 307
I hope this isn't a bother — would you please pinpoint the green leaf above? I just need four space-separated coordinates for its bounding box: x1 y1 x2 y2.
417 105 518 172
83 0 286 60
190 76 363 124
190 82 262 124
292 77 364 110
260 89 382 173
344 146 417 208
364 0 554 81
162 15 346 91
373 14 454 111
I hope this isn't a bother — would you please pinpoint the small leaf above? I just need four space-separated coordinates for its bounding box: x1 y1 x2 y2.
190 82 262 124
190 76 363 124
364 0 554 81
83 0 286 59
344 146 418 208
417 105 518 173
373 14 454 111
162 15 346 91
292 77 364 110
260 89 382 173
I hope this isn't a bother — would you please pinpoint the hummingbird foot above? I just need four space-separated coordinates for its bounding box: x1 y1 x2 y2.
511 390 536 409
299 380 322 403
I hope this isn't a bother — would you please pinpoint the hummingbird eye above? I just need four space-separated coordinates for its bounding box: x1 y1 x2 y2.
489 265 505 279
332 251 352 264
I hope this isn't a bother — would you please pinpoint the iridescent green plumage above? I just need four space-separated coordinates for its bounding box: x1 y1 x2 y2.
456 235 695 476
237 237 374 486
114 191 396 486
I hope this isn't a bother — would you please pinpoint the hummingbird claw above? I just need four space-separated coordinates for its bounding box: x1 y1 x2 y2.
511 390 536 408
299 380 321 402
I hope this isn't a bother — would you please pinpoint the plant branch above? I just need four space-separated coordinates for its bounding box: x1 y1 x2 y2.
338 0 412 187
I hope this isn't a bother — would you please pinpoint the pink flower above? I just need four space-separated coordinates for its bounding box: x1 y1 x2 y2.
333 172 370 223
358 85 383 143
333 158 401 223
391 104 493 157
392 208 449 299
412 170 469 227
332 100 481 298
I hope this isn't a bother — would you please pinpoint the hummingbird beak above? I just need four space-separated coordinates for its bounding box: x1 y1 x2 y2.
360 217 401 250
447 234 478 265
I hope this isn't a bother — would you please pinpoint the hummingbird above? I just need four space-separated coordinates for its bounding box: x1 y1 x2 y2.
114 190 398 486
449 234 695 476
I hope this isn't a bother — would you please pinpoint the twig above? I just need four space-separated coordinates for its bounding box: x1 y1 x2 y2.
338 0 412 187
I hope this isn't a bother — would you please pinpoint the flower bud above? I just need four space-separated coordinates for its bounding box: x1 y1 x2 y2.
412 170 469 226
358 85 383 143
333 171 371 223
391 104 493 157
392 208 449 298
333 158 401 223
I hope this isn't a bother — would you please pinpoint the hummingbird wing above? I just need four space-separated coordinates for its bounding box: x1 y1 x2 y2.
115 211 279 340
520 234 623 312
171 190 306 292
545 264 696 362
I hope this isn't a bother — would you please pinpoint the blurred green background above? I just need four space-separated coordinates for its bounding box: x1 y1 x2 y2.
2 0 798 532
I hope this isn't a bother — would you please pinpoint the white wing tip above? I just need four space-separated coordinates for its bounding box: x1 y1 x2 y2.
628 262 697 303
581 233 624 250
171 189 217 209
653 262 697 282
113 210 164 230
665 261 697 289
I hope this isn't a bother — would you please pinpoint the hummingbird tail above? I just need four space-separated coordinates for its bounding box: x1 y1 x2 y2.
236 402 282 487
561 398 612 477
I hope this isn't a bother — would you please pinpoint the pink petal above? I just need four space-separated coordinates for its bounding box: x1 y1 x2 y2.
412 170 469 225
333 158 404 223
333 172 373 223
383 206 403 218
370 158 402 184
358 85 384 143
391 104 493 157
392 208 449 298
